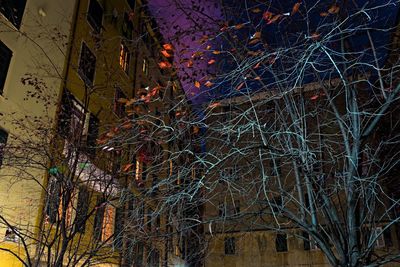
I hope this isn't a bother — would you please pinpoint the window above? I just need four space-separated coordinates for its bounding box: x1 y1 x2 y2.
4 227 19 242
86 114 99 156
87 0 103 33
0 128 8 167
122 12 133 40
119 43 130 73
114 87 127 117
271 196 283 213
74 187 89 233
45 175 61 223
101 205 115 242
218 203 226 218
0 0 26 29
135 160 143 181
114 207 124 249
372 226 393 248
0 40 12 95
78 43 96 86
148 249 160 267
142 58 148 75
224 237 236 255
276 233 288 252
303 232 318 251
93 200 115 243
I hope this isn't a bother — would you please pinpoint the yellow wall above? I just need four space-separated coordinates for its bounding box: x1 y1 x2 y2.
0 0 77 265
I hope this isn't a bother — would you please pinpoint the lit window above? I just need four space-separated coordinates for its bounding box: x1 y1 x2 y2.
0 0 26 29
78 43 96 86
224 237 236 255
87 0 103 33
135 160 143 181
0 40 12 95
142 59 148 75
119 43 130 73
101 205 115 242
0 128 8 167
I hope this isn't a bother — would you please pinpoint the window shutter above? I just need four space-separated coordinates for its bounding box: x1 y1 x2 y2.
93 198 105 241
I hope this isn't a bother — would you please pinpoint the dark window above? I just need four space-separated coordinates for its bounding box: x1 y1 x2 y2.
127 0 136 10
271 196 282 213
87 114 99 156
114 87 126 117
122 12 133 40
87 0 103 33
113 206 124 249
148 249 160 267
45 175 61 223
0 40 12 95
234 200 240 215
224 237 236 255
93 198 105 241
0 128 8 167
78 43 96 86
0 0 26 29
218 203 225 217
276 233 288 252
74 187 89 233
383 227 393 247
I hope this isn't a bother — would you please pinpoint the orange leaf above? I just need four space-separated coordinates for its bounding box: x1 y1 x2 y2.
328 5 340 14
267 14 282 24
234 23 245 30
163 43 174 51
204 81 213 87
252 31 261 40
291 2 301 15
253 62 261 69
194 81 201 88
248 38 260 45
320 12 329 17
208 59 216 65
192 51 203 58
206 45 212 50
161 50 172 58
254 76 261 81
158 61 172 69
121 122 133 129
212 50 221 55
208 102 221 109
263 11 273 21
187 60 193 68
311 32 320 41
117 98 127 103
310 95 319 100
236 82 245 90
252 7 262 13
122 163 134 172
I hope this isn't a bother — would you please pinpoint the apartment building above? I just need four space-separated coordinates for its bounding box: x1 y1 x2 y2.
0 0 77 266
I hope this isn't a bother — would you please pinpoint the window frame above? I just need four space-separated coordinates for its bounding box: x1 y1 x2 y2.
119 42 131 74
275 233 288 252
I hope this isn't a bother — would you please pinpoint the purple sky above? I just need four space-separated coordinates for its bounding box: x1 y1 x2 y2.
147 0 223 104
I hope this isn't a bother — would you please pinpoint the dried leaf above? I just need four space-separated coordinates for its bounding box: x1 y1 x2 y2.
208 102 221 109
121 122 133 129
291 2 301 15
117 98 127 103
161 50 172 58
267 14 282 24
311 32 320 41
263 11 273 21
236 82 245 90
122 163 134 172
254 76 261 81
194 81 201 88
192 51 203 58
328 5 340 14
208 59 216 65
252 31 261 39
206 45 212 50
320 12 329 17
158 61 172 69
310 95 319 100
212 50 221 55
252 7 262 13
204 81 214 87
234 23 245 30
163 43 174 51
248 38 260 45
253 62 261 69
187 60 194 68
